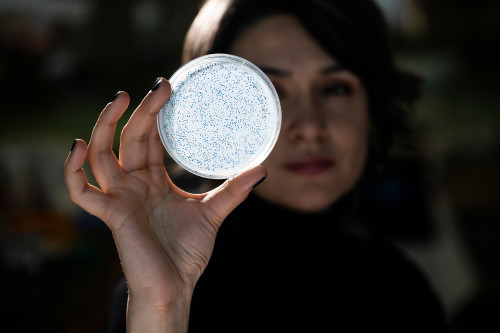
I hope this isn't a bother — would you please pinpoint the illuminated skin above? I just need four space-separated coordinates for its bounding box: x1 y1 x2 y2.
231 15 370 212
64 13 372 333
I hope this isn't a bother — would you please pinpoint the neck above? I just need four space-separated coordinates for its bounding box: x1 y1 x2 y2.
214 192 355 274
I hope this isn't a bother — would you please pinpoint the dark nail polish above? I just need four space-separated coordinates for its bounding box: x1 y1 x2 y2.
111 91 120 102
252 176 267 189
151 78 161 92
70 140 76 152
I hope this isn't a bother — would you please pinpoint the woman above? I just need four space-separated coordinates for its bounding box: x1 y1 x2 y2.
65 0 449 331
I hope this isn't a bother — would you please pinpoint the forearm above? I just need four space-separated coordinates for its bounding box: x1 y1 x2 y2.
126 289 193 333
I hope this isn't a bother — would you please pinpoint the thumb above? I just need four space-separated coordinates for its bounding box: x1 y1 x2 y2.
201 165 267 228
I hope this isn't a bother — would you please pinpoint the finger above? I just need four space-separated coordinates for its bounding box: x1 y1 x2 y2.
147 121 167 168
201 165 267 228
87 91 130 190
65 139 109 222
119 78 171 172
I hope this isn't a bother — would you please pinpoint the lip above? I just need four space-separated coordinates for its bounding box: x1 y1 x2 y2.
283 157 335 175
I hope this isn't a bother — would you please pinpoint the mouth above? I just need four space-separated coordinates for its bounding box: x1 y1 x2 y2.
283 157 335 175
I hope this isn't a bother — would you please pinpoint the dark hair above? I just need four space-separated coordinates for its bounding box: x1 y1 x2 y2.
182 0 421 176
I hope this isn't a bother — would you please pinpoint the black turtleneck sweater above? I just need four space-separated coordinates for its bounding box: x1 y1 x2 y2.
102 193 449 332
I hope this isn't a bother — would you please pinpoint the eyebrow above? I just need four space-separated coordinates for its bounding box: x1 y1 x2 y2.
320 65 347 74
259 66 291 77
258 64 347 77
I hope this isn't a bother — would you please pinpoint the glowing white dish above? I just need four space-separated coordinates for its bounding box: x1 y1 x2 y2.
157 54 281 179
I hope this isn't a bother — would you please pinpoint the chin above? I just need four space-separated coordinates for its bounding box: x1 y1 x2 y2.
286 195 337 213
262 189 342 214
254 176 351 214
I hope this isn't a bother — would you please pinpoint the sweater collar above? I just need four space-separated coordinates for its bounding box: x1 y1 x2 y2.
214 192 355 275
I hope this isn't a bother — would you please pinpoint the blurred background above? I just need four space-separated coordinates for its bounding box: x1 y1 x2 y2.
0 0 498 332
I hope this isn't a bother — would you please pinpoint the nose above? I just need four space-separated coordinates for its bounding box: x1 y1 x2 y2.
285 100 327 144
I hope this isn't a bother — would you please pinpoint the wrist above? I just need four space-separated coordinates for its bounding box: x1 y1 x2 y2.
127 288 193 333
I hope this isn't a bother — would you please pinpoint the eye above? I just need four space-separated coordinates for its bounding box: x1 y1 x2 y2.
321 82 353 96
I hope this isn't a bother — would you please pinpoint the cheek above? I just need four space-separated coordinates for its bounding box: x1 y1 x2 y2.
254 136 290 193
348 119 368 154
350 128 369 174
261 133 286 168
329 112 369 170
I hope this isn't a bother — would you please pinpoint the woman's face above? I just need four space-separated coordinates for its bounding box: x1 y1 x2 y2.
231 15 369 212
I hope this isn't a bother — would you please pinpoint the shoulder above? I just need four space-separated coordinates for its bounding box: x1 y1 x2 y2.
338 229 432 291
336 229 450 331
338 228 423 273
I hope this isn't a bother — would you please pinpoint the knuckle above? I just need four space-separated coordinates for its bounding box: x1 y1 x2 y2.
67 190 77 203
225 177 244 198
66 185 84 205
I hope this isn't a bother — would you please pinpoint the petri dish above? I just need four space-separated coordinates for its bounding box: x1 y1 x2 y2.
157 53 281 179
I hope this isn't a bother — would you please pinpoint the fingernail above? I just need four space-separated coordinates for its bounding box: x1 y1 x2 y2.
110 91 120 102
151 77 162 92
70 140 76 152
252 176 267 189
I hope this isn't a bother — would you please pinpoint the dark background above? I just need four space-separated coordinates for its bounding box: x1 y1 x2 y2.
0 0 499 332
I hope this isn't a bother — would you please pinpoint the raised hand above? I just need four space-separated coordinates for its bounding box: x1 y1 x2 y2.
64 78 266 332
